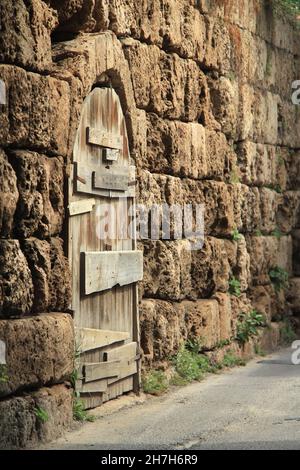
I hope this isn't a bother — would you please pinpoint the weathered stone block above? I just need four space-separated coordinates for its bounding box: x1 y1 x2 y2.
140 300 184 367
246 235 279 285
0 0 57 71
237 142 278 187
182 300 220 350
286 151 300 191
259 188 279 233
0 150 18 238
277 191 300 234
142 240 192 301
0 240 34 318
213 293 232 342
191 237 230 298
11 151 64 239
288 278 300 314
0 384 73 449
249 285 273 323
0 65 70 155
0 314 74 397
23 238 71 313
209 76 239 138
124 40 207 121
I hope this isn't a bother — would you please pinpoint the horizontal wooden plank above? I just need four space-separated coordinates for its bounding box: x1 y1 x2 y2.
103 342 138 362
77 378 108 394
83 361 120 382
76 328 130 353
68 198 95 216
75 162 135 199
92 168 130 191
107 360 137 385
83 251 143 295
87 127 123 150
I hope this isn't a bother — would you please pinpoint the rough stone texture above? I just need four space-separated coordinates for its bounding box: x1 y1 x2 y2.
0 65 70 156
10 151 64 239
0 0 57 71
0 384 73 449
0 149 19 238
0 314 74 397
0 240 34 318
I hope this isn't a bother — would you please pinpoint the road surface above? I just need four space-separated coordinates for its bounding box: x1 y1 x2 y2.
43 348 300 450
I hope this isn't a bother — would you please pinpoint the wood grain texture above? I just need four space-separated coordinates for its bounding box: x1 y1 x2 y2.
76 327 130 352
69 87 140 409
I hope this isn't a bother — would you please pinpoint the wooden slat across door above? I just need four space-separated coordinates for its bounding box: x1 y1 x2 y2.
68 87 142 409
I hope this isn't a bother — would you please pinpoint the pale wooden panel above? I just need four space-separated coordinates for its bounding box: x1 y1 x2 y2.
103 342 137 361
77 378 108 393
77 328 130 352
83 251 143 295
69 198 95 216
107 360 137 385
69 87 140 409
87 126 123 150
84 361 120 382
75 162 135 198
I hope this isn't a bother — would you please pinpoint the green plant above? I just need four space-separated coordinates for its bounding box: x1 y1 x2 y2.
255 230 263 237
0 365 8 384
173 346 203 382
142 370 169 395
216 339 232 349
169 373 189 387
265 183 282 194
185 338 202 354
232 229 242 242
277 154 285 166
34 406 49 424
229 277 241 297
272 227 283 239
222 351 246 368
269 266 289 292
236 310 267 345
73 396 96 422
280 319 297 345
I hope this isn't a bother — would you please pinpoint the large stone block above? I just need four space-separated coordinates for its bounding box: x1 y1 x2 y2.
182 300 220 350
286 151 300 191
0 65 70 156
0 314 74 397
0 150 18 238
191 237 230 298
0 0 57 71
0 240 34 318
11 151 64 239
288 278 300 314
277 191 300 234
140 299 185 367
23 238 71 313
246 235 279 286
124 40 207 121
213 293 233 342
142 240 192 301
0 384 73 449
237 142 278 187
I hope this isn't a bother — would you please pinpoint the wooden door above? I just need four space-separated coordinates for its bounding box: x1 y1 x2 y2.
68 87 142 409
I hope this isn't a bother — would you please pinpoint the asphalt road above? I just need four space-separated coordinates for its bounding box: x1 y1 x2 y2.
43 348 300 450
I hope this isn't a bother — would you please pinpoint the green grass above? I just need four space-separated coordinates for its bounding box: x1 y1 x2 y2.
0 365 8 384
229 277 241 297
34 406 49 424
73 396 96 422
222 351 246 368
272 227 283 239
272 0 300 16
236 310 267 345
232 229 243 242
142 371 169 395
269 266 289 292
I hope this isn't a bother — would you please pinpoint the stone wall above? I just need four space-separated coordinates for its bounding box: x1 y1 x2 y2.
0 0 300 447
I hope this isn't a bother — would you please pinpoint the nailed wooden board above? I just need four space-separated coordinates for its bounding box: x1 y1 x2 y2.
84 361 120 382
87 127 123 150
76 328 130 353
69 198 95 216
75 162 135 198
107 360 137 385
103 342 137 362
83 251 143 295
77 378 108 394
